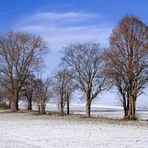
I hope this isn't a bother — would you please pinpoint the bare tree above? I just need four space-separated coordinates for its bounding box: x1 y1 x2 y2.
103 15 148 120
53 68 75 115
0 30 47 111
62 42 106 117
64 77 75 115
34 77 52 114
22 74 35 110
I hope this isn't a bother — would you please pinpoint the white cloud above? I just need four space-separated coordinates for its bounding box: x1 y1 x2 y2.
14 12 113 76
16 12 113 50
33 12 99 20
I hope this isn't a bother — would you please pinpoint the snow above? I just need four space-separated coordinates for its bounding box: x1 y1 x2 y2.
0 112 148 148
19 102 148 120
45 103 148 120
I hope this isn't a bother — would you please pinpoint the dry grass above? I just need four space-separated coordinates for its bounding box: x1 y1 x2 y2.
0 103 9 109
0 108 147 124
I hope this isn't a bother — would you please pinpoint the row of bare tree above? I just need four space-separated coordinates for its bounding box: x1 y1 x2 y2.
0 15 147 120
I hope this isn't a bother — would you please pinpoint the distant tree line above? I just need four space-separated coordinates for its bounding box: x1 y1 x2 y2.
0 15 147 120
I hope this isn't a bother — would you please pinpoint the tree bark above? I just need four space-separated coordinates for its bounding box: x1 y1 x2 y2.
127 95 136 120
40 104 45 114
16 98 19 111
66 95 70 115
60 97 64 116
27 98 32 110
85 90 92 117
86 100 91 117
122 95 128 118
38 104 40 113
11 98 17 111
8 98 12 108
11 92 19 111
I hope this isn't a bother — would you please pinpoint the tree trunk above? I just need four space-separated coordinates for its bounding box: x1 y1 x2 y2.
11 92 19 111
27 98 32 110
122 95 128 118
40 104 45 114
126 99 129 117
38 103 40 113
86 100 91 117
127 95 136 120
11 98 17 111
60 97 64 116
8 98 12 108
16 98 19 110
85 90 92 117
123 106 127 117
67 95 70 115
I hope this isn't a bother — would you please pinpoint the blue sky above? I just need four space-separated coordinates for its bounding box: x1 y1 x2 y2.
0 0 148 107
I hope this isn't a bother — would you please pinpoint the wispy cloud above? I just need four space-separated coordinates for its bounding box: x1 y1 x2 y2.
33 12 99 20
16 12 113 50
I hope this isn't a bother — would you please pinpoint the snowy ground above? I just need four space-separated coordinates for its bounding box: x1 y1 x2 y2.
0 112 148 148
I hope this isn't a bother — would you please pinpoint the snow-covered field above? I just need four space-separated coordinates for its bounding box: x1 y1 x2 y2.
18 102 148 120
45 103 148 120
0 112 148 148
